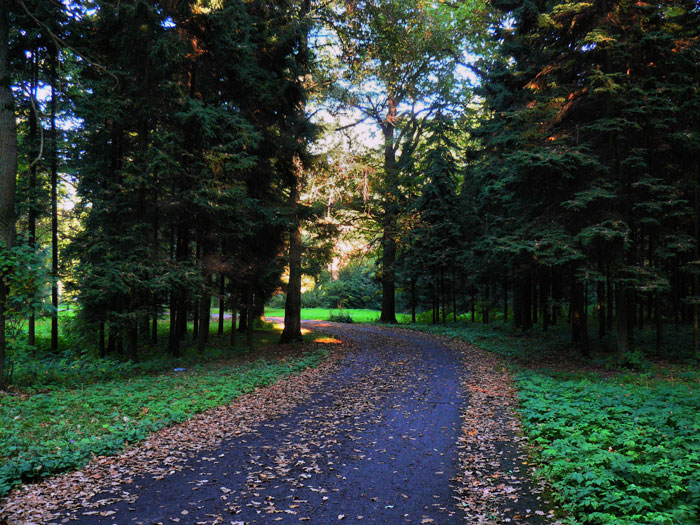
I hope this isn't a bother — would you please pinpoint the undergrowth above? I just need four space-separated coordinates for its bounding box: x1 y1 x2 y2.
517 372 700 524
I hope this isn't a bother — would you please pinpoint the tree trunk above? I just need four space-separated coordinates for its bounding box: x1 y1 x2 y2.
607 272 614 328
471 285 475 323
616 284 630 355
127 324 138 362
197 273 212 354
482 280 489 324
246 291 254 348
410 278 416 323
598 260 606 341
99 321 105 358
229 283 238 346
519 273 533 330
238 302 248 332
655 292 663 353
532 279 538 324
218 274 225 336
28 49 38 347
151 296 158 344
441 271 446 324
452 268 457 323
108 323 116 355
280 161 304 343
694 179 699 359
503 279 508 322
571 278 589 356
540 270 550 332
168 292 179 356
175 224 189 341
380 101 398 324
0 3 17 388
50 47 59 352
192 299 199 339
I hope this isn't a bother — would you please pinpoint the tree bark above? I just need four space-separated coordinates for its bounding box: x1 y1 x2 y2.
540 269 550 332
0 3 17 388
410 278 416 323
694 179 699 359
607 272 614 328
28 49 38 347
246 290 254 348
503 279 508 322
218 273 225 336
471 285 475 323
482 280 489 324
50 47 59 352
655 292 663 353
571 278 589 356
197 273 212 354
99 321 105 358
229 283 238 346
380 100 398 324
616 284 630 355
280 159 304 343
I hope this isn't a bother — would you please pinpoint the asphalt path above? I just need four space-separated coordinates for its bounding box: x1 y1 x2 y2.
68 322 466 524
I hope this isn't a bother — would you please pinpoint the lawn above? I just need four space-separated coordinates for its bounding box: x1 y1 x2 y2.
265 307 411 323
404 320 700 524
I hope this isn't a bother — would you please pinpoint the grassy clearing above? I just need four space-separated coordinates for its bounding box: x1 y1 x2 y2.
265 307 411 323
1 320 333 498
403 320 700 524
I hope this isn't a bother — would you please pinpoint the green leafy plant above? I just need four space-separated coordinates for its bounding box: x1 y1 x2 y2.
328 311 353 323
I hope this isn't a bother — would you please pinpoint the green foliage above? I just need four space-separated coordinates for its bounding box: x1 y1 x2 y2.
318 261 381 310
328 311 353 323
516 372 700 524
0 347 328 498
0 241 52 381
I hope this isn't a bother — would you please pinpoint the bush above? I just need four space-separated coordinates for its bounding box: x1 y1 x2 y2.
328 311 353 323
317 261 381 310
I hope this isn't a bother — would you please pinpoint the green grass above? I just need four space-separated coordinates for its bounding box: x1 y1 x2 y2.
403 320 700 524
0 344 329 498
265 307 411 323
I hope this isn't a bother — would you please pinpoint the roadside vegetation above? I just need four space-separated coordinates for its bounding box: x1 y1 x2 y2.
0 317 331 498
402 318 700 524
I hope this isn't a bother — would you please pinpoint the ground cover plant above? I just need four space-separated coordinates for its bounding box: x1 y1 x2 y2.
516 371 700 524
403 320 700 524
0 323 331 498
